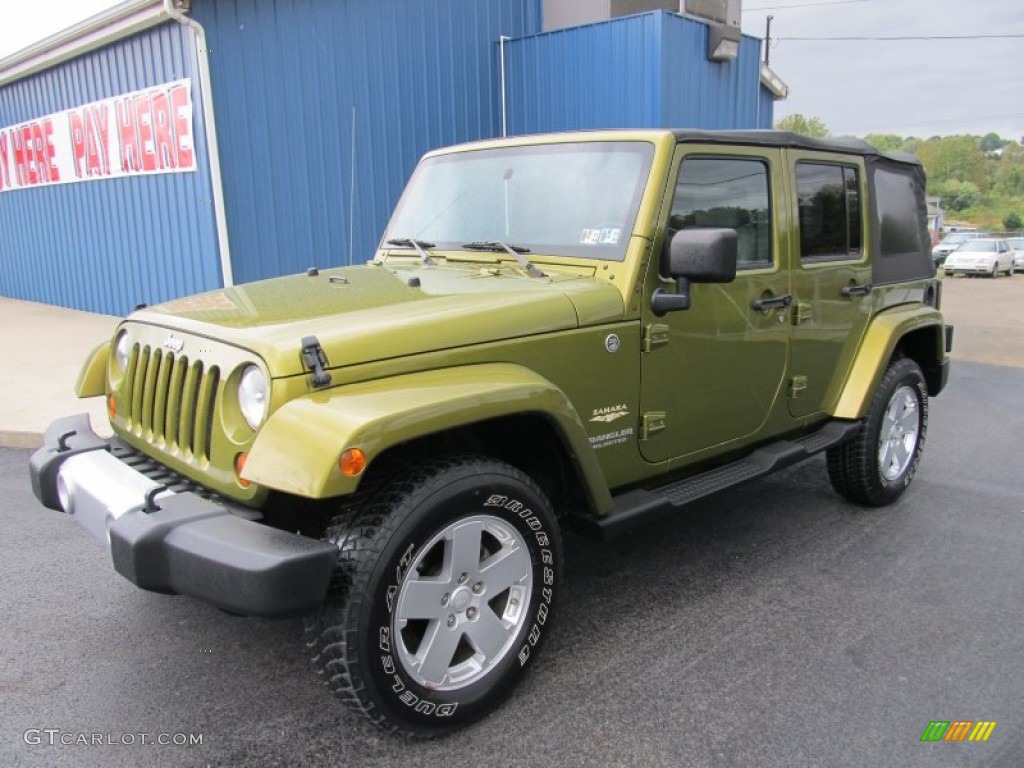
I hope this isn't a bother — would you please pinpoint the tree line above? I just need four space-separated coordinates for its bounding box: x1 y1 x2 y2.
775 114 1024 232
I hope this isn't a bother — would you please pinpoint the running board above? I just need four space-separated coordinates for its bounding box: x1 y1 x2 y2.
571 419 862 540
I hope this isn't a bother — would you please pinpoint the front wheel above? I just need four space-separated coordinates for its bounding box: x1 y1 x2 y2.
305 455 561 737
827 357 928 506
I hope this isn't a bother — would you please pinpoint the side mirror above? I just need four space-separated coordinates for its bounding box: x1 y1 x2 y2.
652 228 738 315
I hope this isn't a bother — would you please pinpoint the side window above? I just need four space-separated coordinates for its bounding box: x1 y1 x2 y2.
670 156 772 269
795 162 863 262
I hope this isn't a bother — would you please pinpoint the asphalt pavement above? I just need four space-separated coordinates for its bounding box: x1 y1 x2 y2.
2 358 1022 768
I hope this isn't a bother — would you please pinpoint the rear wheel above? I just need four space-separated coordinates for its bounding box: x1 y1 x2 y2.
305 455 560 737
827 357 928 506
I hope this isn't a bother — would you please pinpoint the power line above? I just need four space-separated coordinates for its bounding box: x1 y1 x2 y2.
780 33 1024 41
745 0 873 11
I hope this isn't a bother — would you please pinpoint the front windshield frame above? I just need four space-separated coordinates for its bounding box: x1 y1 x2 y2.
382 141 656 263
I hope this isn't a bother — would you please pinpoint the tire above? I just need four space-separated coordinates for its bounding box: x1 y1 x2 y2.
305 455 561 737
827 357 928 507
990 263 998 278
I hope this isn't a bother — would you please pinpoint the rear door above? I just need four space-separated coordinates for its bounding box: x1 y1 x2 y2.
785 151 872 418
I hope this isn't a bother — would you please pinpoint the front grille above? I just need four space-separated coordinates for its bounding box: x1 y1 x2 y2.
124 344 220 463
107 440 259 519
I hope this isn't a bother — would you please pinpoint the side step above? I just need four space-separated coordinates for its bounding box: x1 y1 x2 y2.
570 419 862 540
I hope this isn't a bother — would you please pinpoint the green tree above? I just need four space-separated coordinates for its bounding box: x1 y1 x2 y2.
775 114 829 138
934 179 981 212
993 143 1024 196
980 133 1008 153
917 136 988 191
864 133 905 152
1004 212 1023 232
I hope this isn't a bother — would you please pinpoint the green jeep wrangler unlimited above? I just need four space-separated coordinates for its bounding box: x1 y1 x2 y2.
30 129 951 736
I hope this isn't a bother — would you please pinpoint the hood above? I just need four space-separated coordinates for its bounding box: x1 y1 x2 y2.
130 261 625 376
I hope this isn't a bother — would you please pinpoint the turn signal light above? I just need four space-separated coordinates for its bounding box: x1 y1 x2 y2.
235 452 252 488
340 448 367 477
107 394 116 420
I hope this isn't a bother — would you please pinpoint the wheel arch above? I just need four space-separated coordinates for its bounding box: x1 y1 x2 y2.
243 363 613 516
833 306 949 419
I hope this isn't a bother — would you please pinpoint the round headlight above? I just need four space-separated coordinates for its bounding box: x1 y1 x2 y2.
238 366 269 430
114 332 131 372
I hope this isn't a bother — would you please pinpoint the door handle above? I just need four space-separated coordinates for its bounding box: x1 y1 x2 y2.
752 293 792 311
841 283 873 298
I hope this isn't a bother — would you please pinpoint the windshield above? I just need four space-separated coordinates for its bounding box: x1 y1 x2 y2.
941 234 969 245
1007 238 1024 249
956 240 996 252
384 141 655 261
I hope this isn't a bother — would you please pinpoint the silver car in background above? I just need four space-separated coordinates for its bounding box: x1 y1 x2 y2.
1007 237 1024 271
942 238 1015 277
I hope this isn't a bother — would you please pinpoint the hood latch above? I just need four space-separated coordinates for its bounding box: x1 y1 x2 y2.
301 336 332 388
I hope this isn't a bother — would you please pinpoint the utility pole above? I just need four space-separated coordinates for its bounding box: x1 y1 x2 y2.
764 15 773 65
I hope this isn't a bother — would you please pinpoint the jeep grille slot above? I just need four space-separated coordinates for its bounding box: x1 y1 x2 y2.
124 347 219 464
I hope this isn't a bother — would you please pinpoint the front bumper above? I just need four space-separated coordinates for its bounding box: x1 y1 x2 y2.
29 414 338 618
943 263 994 275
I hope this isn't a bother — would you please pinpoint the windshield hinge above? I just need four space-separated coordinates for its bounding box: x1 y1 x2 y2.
301 336 332 389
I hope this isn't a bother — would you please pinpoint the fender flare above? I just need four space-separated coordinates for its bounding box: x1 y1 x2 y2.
244 363 612 512
76 341 109 398
833 305 947 419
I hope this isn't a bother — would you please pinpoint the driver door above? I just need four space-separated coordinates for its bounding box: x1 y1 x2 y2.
639 146 790 464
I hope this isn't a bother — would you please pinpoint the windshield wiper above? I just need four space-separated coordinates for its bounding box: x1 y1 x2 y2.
385 238 436 265
460 241 546 278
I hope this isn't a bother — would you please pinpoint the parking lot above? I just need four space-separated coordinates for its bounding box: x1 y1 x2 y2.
1 276 1022 768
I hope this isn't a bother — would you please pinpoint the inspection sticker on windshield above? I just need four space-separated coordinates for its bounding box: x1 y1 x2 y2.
599 228 621 245
580 229 601 245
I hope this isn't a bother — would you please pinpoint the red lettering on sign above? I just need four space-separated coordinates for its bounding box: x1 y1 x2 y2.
135 93 156 172
30 123 48 183
42 119 59 182
89 104 111 176
150 91 175 169
0 130 9 190
16 126 36 185
85 109 104 177
170 83 193 168
116 99 141 172
69 110 87 178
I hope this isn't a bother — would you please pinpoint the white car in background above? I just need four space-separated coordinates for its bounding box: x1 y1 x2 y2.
932 231 988 266
1007 237 1024 271
942 238 1015 277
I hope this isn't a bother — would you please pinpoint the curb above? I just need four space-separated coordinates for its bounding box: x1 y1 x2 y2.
0 431 44 450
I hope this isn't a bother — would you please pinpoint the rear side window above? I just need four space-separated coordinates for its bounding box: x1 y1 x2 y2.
795 162 862 262
670 157 772 268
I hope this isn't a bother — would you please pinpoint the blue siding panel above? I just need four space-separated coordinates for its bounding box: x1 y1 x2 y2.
506 13 662 134
0 23 221 316
193 0 543 283
506 11 774 135
660 13 766 130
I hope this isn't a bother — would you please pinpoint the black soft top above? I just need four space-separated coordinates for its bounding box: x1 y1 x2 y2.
672 129 921 167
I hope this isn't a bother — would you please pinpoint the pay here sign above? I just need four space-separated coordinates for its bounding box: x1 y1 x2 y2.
0 78 196 193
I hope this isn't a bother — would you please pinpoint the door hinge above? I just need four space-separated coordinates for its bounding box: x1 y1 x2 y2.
793 302 813 325
641 412 667 440
788 375 808 398
643 323 670 352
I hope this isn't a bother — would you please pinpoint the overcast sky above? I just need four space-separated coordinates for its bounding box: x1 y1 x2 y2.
1 0 1021 141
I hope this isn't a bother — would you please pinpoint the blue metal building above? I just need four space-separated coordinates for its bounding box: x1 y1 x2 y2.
0 0 784 316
